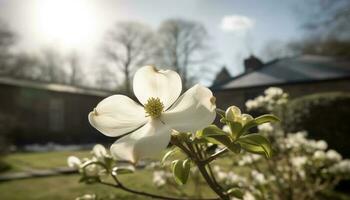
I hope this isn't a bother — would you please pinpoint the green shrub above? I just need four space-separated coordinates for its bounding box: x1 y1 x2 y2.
282 92 350 157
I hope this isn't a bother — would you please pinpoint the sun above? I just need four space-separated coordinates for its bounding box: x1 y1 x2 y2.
33 0 98 49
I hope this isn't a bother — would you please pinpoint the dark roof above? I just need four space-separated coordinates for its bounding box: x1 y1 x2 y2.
0 76 111 97
213 55 350 90
212 66 231 87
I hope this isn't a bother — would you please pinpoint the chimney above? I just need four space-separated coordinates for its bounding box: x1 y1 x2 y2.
244 55 264 72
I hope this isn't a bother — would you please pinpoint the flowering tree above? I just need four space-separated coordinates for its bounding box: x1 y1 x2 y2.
140 88 350 200
239 88 350 199
68 66 278 200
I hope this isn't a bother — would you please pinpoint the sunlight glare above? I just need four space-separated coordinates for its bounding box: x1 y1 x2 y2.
34 0 98 49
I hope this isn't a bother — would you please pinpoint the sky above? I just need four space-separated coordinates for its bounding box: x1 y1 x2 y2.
0 0 305 85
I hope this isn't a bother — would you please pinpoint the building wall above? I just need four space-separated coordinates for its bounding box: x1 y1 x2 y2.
213 78 350 112
0 84 114 145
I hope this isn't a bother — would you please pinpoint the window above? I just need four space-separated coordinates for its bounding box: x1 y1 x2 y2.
48 98 64 132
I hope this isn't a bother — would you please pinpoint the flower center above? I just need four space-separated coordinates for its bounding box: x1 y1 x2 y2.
144 97 164 118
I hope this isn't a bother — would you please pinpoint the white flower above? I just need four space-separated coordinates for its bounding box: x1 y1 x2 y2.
251 170 266 185
75 194 96 200
153 170 171 187
326 150 342 162
217 171 228 181
245 100 258 110
313 150 326 160
298 169 306 180
243 192 256 200
315 140 328 150
226 172 247 186
329 160 350 174
92 144 109 161
291 156 307 168
257 123 273 132
238 155 261 166
89 66 216 163
213 165 221 173
264 87 283 97
67 156 81 169
85 164 100 177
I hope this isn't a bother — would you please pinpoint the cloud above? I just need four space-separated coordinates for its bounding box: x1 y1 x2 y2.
220 15 255 32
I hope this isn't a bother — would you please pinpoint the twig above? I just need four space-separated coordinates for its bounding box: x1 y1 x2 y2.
100 179 219 200
170 137 229 200
202 148 228 164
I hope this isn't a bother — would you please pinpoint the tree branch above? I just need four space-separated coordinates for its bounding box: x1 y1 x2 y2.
170 136 229 200
100 175 219 200
202 148 228 165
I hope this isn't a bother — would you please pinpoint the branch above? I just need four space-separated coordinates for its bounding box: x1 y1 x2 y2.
100 176 219 200
170 136 229 200
202 148 228 165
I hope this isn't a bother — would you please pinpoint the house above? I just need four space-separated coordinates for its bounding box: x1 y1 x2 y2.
0 77 115 145
212 55 350 110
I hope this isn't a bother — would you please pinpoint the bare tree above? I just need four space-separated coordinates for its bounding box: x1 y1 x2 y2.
8 52 40 79
260 40 296 62
299 0 350 39
37 48 67 83
66 52 84 86
290 0 350 57
94 64 118 90
0 21 15 75
158 19 214 88
0 21 44 80
102 21 158 94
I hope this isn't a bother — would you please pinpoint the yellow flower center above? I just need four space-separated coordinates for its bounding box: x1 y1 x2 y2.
144 97 164 118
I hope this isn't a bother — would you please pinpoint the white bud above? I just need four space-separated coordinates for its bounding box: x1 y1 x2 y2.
67 156 81 169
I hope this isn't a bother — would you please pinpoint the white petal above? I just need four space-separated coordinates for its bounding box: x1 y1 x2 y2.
88 95 147 137
133 65 182 109
67 156 81 169
162 84 216 133
110 119 171 163
92 144 108 160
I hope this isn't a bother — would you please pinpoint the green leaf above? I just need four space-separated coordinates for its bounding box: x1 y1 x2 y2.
228 121 242 140
227 143 241 154
199 125 232 146
227 188 244 199
161 148 178 164
237 134 272 158
112 167 134 175
254 114 279 124
239 114 279 136
171 159 191 185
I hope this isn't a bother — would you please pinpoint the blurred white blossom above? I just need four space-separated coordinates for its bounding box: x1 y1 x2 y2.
246 87 288 112
67 156 81 169
92 144 109 161
291 156 307 168
75 194 96 200
153 170 172 187
326 150 342 162
329 160 350 174
251 170 267 185
257 123 273 133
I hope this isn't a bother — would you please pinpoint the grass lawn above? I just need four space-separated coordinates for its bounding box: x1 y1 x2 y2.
0 173 213 200
2 150 91 172
0 150 216 200
1 150 350 200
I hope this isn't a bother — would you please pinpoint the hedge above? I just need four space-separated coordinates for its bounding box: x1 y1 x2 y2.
281 92 350 157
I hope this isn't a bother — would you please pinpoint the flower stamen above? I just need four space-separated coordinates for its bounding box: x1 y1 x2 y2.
144 97 164 119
